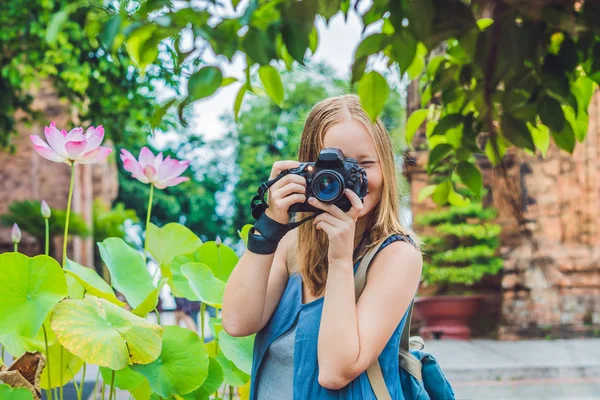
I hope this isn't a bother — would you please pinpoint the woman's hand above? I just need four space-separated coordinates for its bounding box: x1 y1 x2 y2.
310 189 364 264
264 160 307 225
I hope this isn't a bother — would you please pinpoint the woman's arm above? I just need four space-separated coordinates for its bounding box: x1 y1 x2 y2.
222 231 293 337
317 240 422 389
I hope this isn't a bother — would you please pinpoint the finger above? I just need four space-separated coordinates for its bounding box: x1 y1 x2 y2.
269 160 300 180
278 193 307 210
314 220 336 236
270 174 306 191
312 212 345 229
271 183 306 200
307 196 348 220
344 189 364 219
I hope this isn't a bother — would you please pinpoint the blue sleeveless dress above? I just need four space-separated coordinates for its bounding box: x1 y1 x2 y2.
250 234 413 399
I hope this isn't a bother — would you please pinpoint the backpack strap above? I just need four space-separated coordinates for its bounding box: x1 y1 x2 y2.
354 234 421 400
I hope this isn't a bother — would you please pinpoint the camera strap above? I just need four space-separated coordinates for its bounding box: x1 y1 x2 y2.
251 171 319 230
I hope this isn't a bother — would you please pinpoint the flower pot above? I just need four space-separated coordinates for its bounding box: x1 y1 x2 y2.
414 295 483 340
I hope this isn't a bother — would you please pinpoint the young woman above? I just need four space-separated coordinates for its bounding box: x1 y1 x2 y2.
222 94 423 399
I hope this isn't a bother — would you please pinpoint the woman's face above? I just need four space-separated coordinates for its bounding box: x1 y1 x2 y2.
322 119 383 219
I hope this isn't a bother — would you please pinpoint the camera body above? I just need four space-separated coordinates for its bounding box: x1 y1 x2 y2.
286 148 368 213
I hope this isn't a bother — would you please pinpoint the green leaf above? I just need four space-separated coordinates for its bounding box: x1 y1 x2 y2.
147 222 203 268
357 71 389 122
195 241 239 282
46 10 69 46
485 134 507 166
417 185 437 203
432 181 452 206
389 30 417 73
406 42 427 79
221 77 238 87
188 67 223 102
100 366 151 400
350 56 368 84
431 114 463 136
215 352 249 387
447 190 470 207
209 318 223 338
551 118 576 153
126 25 159 73
258 65 284 106
427 143 453 172
234 84 248 122
243 28 277 65
529 123 550 157
64 258 124 307
476 18 494 30
354 34 388 61
405 109 428 147
181 263 225 307
99 14 122 50
151 98 177 130
180 357 224 400
131 326 209 398
456 161 482 198
40 342 83 389
131 279 166 317
309 26 319 53
51 296 162 369
0 318 56 357
237 224 253 246
0 384 32 400
97 238 155 310
500 114 535 151
0 253 67 337
218 331 255 375
537 95 565 133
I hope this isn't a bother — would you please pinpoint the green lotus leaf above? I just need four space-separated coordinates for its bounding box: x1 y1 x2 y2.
215 351 249 387
0 384 33 400
195 241 239 282
0 320 56 357
147 222 202 267
179 357 223 400
97 238 155 309
100 366 151 400
66 274 85 299
0 253 67 338
131 326 209 398
208 318 222 339
65 258 124 306
180 263 224 308
40 342 83 389
218 331 254 375
237 224 252 246
169 253 202 300
51 295 162 370
131 278 167 318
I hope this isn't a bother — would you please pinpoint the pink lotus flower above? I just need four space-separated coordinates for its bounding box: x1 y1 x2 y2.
120 147 190 189
30 122 112 165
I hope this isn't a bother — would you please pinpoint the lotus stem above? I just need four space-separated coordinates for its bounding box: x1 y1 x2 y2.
93 368 100 400
60 346 64 400
200 302 206 341
109 369 115 400
45 218 50 256
79 362 86 400
229 385 233 400
13 242 17 252
62 162 75 268
155 307 161 325
144 184 154 262
43 323 53 400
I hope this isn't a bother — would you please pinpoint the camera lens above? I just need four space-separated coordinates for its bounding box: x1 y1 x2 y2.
312 171 343 202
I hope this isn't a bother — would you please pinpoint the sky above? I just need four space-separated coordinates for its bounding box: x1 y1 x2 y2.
153 0 389 147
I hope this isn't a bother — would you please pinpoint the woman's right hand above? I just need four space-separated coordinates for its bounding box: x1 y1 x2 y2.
264 160 307 225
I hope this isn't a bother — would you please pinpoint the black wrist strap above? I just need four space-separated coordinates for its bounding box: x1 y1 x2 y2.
247 228 279 254
254 212 290 243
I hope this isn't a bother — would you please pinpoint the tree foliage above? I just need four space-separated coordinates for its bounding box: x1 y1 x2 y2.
45 0 600 207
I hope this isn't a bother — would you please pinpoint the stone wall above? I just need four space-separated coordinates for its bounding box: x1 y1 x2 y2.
0 81 118 266
404 79 600 338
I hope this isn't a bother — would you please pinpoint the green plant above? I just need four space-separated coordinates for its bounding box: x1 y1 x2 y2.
417 202 503 292
0 133 253 400
92 199 138 244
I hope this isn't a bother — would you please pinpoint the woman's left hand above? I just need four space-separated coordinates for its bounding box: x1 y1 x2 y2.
309 189 364 264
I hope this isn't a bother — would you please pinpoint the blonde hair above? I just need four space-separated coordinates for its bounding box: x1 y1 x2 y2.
291 94 419 296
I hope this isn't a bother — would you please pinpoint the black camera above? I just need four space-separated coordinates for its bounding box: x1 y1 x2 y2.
285 148 368 213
